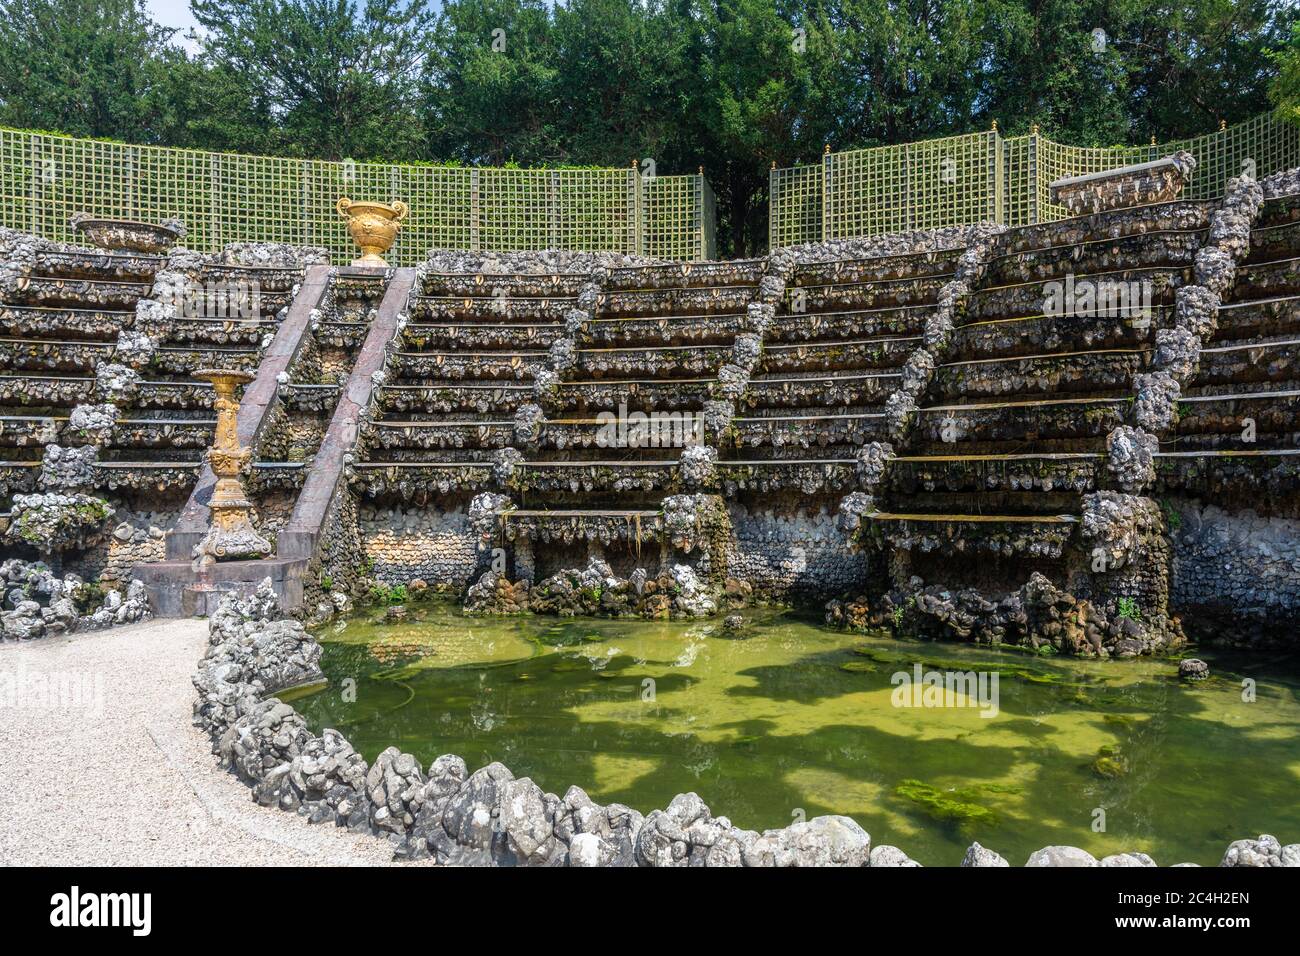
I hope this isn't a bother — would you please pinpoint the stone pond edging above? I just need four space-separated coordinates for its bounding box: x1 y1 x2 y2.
1 556 150 641
192 578 1299 868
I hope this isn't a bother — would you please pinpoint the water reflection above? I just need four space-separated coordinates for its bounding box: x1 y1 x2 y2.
292 602 1300 865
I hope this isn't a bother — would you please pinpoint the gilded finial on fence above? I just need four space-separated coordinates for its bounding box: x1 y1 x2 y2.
699 166 704 175
1220 119 1227 131
1151 135 1157 146
1031 124 1039 136
991 120 998 132
823 144 831 155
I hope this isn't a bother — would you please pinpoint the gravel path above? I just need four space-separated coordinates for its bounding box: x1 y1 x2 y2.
0 618 410 866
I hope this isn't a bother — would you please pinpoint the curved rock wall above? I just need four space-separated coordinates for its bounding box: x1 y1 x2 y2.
193 579 1297 867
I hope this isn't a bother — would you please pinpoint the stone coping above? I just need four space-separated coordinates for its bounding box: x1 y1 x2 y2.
734 411 886 421
868 511 1079 523
984 226 1208 262
975 262 1188 294
1050 155 1188 190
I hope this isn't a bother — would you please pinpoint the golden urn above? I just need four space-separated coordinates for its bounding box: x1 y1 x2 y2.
336 197 408 267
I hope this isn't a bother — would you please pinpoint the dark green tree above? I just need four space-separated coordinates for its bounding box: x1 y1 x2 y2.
191 0 435 160
1271 22 1300 126
972 0 1294 143
420 0 560 165
1118 0 1293 139
549 0 695 169
0 0 179 140
149 56 286 154
684 0 841 253
811 0 988 146
2 0 1298 253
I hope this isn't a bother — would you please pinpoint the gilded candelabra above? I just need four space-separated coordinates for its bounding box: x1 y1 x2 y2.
191 368 271 569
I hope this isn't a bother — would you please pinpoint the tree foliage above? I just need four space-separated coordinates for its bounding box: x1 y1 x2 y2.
0 0 1296 254
190 0 435 159
0 0 178 140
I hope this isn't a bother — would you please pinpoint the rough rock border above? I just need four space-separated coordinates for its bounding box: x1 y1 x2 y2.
193 579 1297 867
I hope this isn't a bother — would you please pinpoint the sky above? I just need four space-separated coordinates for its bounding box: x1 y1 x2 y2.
145 0 458 53
146 0 203 52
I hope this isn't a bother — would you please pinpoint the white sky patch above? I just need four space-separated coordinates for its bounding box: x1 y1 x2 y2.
143 0 458 56
146 0 203 54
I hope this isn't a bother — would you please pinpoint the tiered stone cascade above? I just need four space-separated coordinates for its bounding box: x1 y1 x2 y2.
9 167 1300 644
318 192 1300 639
0 226 321 590
832 191 1231 653
720 226 1006 601
344 251 755 614
1154 180 1300 636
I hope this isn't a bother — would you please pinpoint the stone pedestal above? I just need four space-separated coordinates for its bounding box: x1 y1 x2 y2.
191 368 271 569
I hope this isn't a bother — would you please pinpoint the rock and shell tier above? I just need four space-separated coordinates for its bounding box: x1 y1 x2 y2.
0 224 327 587
306 183 1297 647
7 169 1300 648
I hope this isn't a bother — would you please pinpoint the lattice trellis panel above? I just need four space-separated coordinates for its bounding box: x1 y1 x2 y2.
0 129 716 263
768 163 822 248
642 174 710 260
1001 134 1036 228
822 131 999 240
555 169 637 254
770 113 1300 244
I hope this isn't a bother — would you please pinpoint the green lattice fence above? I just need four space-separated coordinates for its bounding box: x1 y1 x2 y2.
771 113 1300 246
0 128 715 263
642 172 717 260
822 130 1002 240
769 163 823 248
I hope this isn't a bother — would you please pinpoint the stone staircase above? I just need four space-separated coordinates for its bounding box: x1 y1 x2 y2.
1157 195 1300 484
140 264 415 614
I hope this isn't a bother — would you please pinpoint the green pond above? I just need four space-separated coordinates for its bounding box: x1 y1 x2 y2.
291 603 1300 866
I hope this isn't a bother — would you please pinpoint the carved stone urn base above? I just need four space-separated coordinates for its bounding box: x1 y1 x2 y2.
190 368 272 570
191 526 273 569
192 478 272 569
